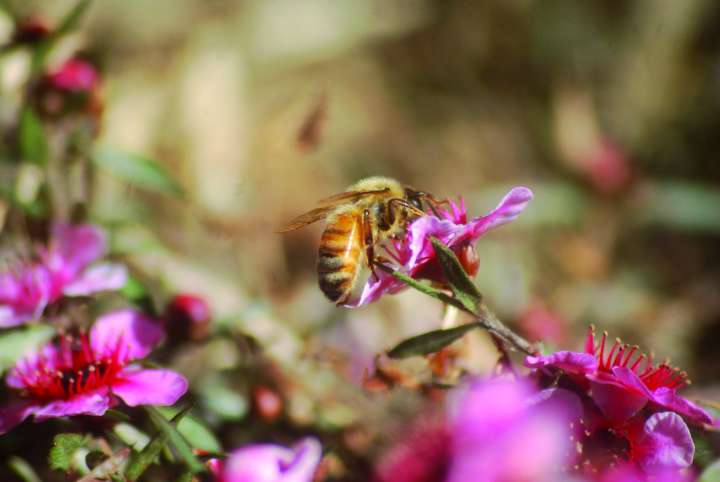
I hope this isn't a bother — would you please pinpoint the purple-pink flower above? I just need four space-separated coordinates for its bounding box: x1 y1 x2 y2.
0 309 188 434
374 378 577 482
208 438 322 482
0 223 127 327
525 326 713 427
47 58 99 93
349 186 533 307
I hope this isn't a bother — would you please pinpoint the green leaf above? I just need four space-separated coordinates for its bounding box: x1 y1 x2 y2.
7 456 41 482
125 427 169 481
48 433 89 472
430 237 481 313
32 0 93 71
19 108 48 165
633 181 720 233
0 325 54 374
375 263 466 311
700 459 720 482
157 407 222 454
146 406 205 473
387 322 479 358
114 423 151 451
53 0 93 39
92 145 184 197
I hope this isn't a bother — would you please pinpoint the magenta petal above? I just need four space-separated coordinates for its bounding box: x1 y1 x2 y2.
112 368 188 407
350 271 406 307
0 402 37 435
63 263 128 296
636 412 694 473
468 186 533 238
0 306 27 328
32 390 111 421
50 223 107 275
525 351 597 374
588 377 648 425
224 438 322 482
651 387 714 426
90 309 163 362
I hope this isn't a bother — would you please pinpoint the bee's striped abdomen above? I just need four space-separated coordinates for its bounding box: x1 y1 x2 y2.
317 212 362 304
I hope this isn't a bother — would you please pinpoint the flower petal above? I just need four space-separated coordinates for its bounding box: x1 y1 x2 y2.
223 438 322 482
50 223 107 275
467 186 533 238
0 402 37 435
525 351 597 374
32 390 112 421
90 309 164 362
651 387 714 426
636 412 694 473
63 263 128 296
349 270 405 307
111 368 188 407
588 376 648 425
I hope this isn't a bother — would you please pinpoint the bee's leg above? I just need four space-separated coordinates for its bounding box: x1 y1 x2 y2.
362 209 380 282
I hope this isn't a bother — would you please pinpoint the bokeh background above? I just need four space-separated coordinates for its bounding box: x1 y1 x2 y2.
1 0 720 479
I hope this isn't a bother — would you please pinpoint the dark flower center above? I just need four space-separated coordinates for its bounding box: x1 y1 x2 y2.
18 333 124 400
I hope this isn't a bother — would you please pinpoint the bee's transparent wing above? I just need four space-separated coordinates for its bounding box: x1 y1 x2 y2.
277 206 337 233
316 188 390 206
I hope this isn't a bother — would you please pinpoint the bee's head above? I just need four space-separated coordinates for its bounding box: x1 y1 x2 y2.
404 187 427 211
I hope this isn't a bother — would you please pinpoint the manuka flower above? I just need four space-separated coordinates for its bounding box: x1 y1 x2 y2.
0 223 127 327
525 326 713 427
208 437 322 482
0 309 188 434
374 379 577 482
350 186 533 306
47 58 99 93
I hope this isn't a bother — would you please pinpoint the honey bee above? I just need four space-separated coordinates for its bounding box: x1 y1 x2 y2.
280 177 444 305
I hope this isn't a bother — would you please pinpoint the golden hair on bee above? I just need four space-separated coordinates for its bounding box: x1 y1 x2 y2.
280 176 442 305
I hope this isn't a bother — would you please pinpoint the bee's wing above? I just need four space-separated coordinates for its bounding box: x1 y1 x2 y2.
278 188 391 233
316 188 390 206
277 206 337 233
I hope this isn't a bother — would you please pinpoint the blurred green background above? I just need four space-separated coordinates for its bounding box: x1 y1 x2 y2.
2 0 720 477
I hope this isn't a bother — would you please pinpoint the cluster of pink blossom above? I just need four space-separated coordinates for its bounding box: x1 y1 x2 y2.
0 188 715 482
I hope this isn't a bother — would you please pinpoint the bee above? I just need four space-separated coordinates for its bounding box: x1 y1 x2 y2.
280 177 444 305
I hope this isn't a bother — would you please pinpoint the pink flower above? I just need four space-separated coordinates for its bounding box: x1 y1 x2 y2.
0 223 127 327
0 309 188 434
350 186 533 307
209 438 322 482
47 59 99 93
525 327 713 427
374 379 578 482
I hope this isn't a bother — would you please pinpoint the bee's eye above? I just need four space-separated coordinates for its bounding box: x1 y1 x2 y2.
409 197 423 210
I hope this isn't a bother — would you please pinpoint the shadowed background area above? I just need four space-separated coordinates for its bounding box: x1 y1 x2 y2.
1 0 720 479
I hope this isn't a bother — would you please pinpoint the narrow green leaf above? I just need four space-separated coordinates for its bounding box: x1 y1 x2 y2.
375 263 466 311
157 407 222 453
48 433 89 472
430 237 481 313
32 0 93 71
125 428 169 481
92 145 184 197
54 0 93 39
7 456 41 482
146 406 205 473
114 423 151 451
700 459 720 482
387 322 479 358
19 108 48 165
